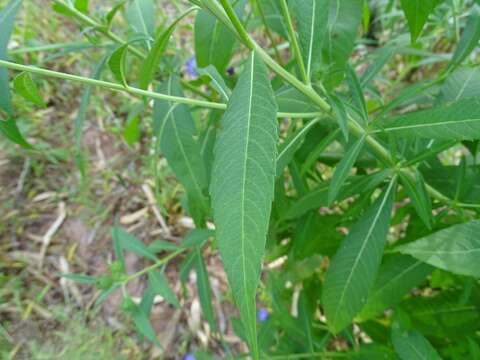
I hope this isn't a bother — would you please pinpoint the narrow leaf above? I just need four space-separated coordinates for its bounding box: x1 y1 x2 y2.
400 0 436 44
392 325 441 360
397 220 480 277
148 271 180 309
0 117 33 149
13 72 45 108
59 273 96 285
381 99 480 140
198 65 232 102
0 0 22 115
194 248 217 331
257 0 288 37
450 5 480 68
113 226 157 261
153 76 209 226
210 52 278 352
328 136 366 205
290 0 329 79
126 0 155 48
328 93 349 141
108 45 128 87
182 229 214 248
358 254 432 321
74 0 88 14
322 179 396 333
130 304 162 347
399 170 432 229
346 65 368 125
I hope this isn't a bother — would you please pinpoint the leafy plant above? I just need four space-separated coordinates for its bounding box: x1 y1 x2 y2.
1 0 480 358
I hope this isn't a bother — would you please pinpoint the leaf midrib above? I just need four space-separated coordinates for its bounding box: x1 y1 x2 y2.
385 117 480 132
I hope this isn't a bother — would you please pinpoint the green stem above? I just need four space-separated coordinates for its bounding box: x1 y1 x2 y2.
279 0 308 84
256 0 284 66
123 249 185 284
0 59 319 119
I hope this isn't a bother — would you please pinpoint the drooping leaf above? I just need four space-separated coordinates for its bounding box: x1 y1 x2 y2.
153 76 209 226
198 65 232 102
290 0 329 79
399 170 432 229
346 65 368 125
450 5 480 69
112 226 157 262
400 0 437 44
322 0 363 88
126 0 155 48
139 8 195 89
13 72 45 108
257 0 288 37
380 99 480 140
194 6 238 73
210 52 278 353
322 179 396 333
0 117 33 149
148 271 180 309
276 118 320 177
194 248 217 331
108 45 128 87
0 0 22 115
328 136 366 205
397 221 480 277
392 325 441 360
358 254 432 321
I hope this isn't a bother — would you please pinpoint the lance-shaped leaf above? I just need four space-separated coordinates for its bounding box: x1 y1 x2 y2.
138 7 195 89
108 45 128 87
322 0 363 88
194 248 217 331
113 226 157 261
257 0 288 37
346 64 368 125
358 254 432 321
392 325 441 360
290 0 329 79
397 220 480 277
210 52 278 353
328 136 366 205
400 0 436 44
0 0 22 115
148 271 180 309
153 76 209 225
198 65 232 102
380 99 480 140
322 179 396 333
450 6 480 69
399 170 432 229
0 117 33 149
126 0 155 48
13 72 46 108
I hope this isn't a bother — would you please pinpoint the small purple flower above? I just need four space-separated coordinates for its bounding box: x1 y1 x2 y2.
227 66 235 76
184 353 196 360
257 308 269 322
185 56 197 77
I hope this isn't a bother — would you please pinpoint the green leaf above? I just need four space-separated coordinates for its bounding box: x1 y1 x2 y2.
210 52 278 353
194 5 239 73
358 254 432 321
328 136 366 205
381 99 480 140
138 8 194 89
328 93 349 141
194 248 217 331
276 118 320 177
130 304 162 347
360 46 395 87
182 229 214 248
147 240 179 253
126 0 155 48
397 221 480 277
59 273 97 285
322 179 396 333
275 85 319 113
198 65 232 102
13 72 45 107
450 5 480 69
148 271 180 309
0 117 33 149
112 226 157 261
123 115 140 146
400 0 436 44
74 0 88 14
290 0 329 79
257 0 288 37
153 76 209 226
392 325 441 360
0 0 22 116
108 45 128 87
346 65 368 125
322 0 363 88
105 0 127 26
399 170 432 229
439 68 480 101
